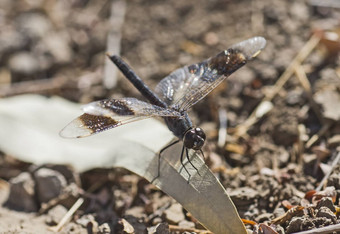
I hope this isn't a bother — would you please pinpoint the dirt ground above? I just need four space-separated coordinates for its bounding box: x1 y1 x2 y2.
0 0 340 233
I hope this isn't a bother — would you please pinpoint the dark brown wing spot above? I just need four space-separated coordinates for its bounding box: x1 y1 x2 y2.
79 113 119 134
100 100 135 115
208 49 246 76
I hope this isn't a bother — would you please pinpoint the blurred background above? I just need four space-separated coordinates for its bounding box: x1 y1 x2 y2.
1 0 336 101
0 0 340 233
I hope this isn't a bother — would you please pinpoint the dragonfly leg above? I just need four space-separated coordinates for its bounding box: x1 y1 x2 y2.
186 148 201 176
199 149 206 162
153 140 180 181
180 145 191 183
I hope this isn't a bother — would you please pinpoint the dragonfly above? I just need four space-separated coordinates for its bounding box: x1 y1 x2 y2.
60 37 266 180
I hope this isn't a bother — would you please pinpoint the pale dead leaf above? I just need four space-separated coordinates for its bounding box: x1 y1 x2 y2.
0 94 246 234
314 89 340 121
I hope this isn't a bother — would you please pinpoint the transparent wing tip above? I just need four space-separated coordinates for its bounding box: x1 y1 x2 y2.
59 118 91 138
231 37 266 60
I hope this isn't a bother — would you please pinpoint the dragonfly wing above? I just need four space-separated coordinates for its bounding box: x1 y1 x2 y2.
155 37 266 111
60 97 181 138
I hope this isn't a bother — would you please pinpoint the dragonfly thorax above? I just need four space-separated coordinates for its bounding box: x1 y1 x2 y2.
183 127 206 150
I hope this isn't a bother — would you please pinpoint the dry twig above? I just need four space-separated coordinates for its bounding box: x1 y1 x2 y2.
235 34 320 137
49 198 84 232
292 223 340 234
315 151 340 191
103 0 126 89
217 108 228 147
305 120 333 149
294 65 324 123
0 77 68 97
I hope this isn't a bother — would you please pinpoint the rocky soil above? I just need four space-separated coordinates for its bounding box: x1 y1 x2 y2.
0 0 340 233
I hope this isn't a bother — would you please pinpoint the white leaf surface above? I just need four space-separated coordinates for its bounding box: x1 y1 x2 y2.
0 94 246 234
0 95 173 171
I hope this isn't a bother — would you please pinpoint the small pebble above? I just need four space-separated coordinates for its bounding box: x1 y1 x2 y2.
316 206 337 224
34 168 67 203
98 223 111 234
8 52 40 75
6 172 38 212
316 197 336 212
178 220 195 229
164 203 185 224
16 12 52 39
148 222 169 234
46 205 67 225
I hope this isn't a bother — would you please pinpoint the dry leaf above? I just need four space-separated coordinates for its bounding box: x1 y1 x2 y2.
0 94 246 234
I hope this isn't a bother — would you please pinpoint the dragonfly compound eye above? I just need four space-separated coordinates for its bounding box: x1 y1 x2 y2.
184 128 206 150
195 127 206 140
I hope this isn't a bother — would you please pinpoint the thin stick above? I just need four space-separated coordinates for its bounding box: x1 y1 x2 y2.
292 223 340 234
217 108 227 147
305 121 333 149
235 34 320 137
0 76 68 97
309 0 340 8
296 124 306 171
49 197 84 232
103 0 126 89
294 65 312 93
39 193 70 214
294 65 324 123
315 151 340 191
265 34 320 101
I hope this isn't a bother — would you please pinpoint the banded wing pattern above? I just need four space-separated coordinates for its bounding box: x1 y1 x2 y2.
155 37 266 111
60 97 182 138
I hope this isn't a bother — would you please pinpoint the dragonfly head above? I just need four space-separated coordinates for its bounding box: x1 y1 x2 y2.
183 127 206 150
